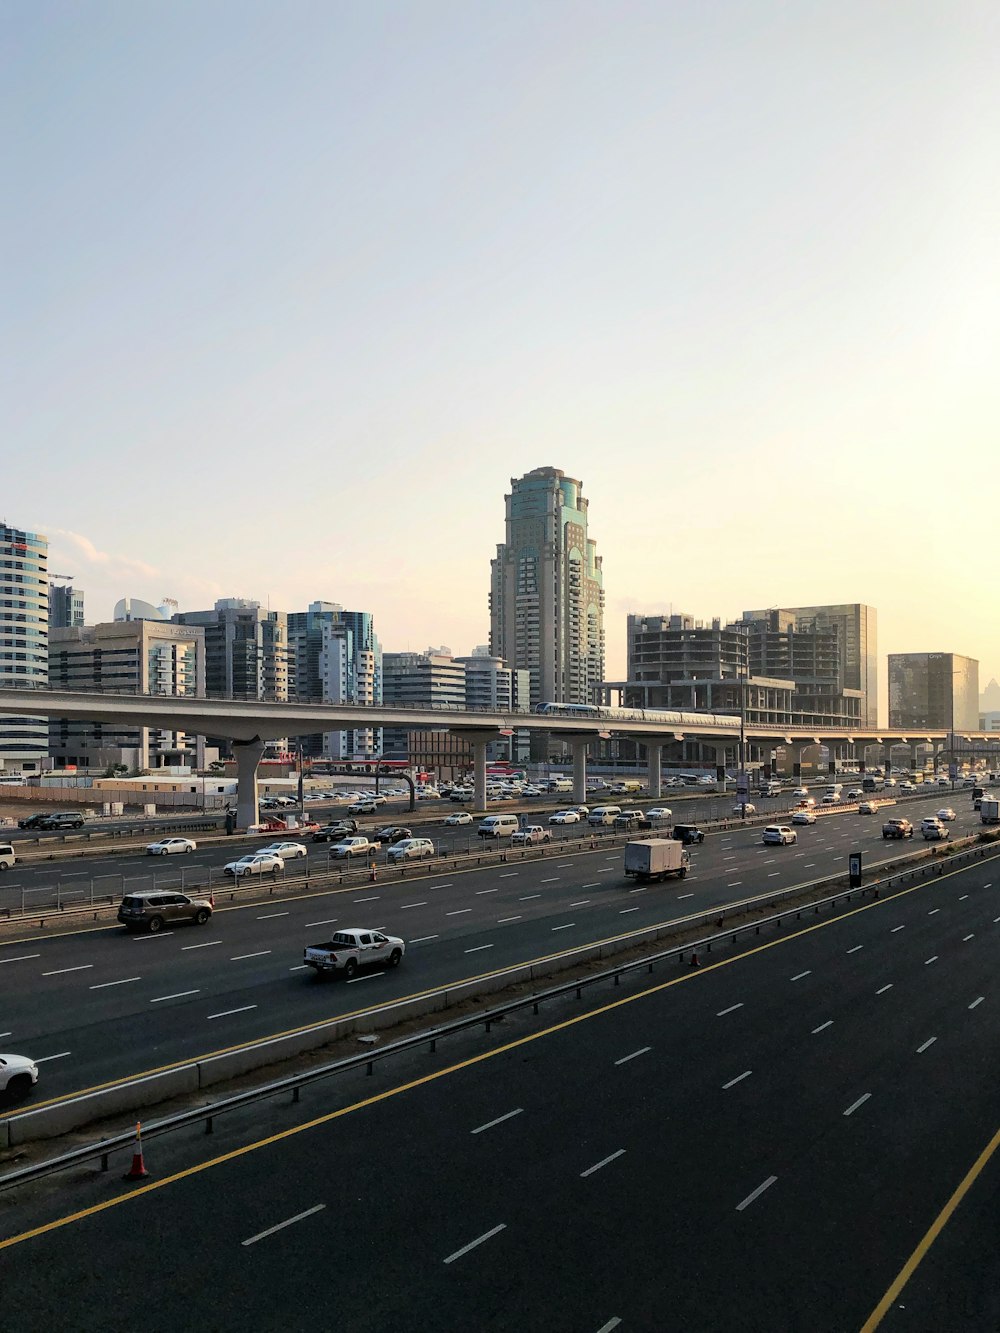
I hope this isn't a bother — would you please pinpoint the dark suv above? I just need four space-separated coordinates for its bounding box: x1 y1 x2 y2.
312 820 359 843
118 891 214 933
39 811 85 830
17 813 50 830
672 824 705 845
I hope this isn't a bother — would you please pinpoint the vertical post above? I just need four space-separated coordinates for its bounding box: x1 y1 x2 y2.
646 742 661 800
571 737 589 806
233 735 265 831
472 735 489 812
739 621 748 819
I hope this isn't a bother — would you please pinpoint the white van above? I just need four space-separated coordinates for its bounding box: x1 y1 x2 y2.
587 806 622 826
0 843 15 871
478 814 519 839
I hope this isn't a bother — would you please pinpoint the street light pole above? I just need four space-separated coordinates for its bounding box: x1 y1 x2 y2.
738 621 748 820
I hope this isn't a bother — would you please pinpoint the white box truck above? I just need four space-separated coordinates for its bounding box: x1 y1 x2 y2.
623 839 690 882
980 797 1000 825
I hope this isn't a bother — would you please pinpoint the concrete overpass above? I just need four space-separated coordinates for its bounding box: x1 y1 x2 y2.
1 688 997 827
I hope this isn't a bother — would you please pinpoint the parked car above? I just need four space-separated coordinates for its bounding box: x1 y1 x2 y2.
145 837 197 856
374 826 412 845
762 825 796 845
511 825 553 846
548 810 580 825
791 810 816 825
672 824 705 845
936 807 957 822
118 890 214 932
224 852 284 877
444 811 473 826
386 837 436 862
258 840 308 860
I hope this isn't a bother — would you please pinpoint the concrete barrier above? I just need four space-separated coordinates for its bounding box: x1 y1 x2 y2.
4 1063 200 1145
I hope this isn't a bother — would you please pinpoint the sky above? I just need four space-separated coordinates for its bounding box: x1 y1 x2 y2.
4 1 999 718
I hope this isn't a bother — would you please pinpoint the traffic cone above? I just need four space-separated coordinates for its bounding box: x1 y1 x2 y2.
123 1121 149 1180
689 950 700 968
209 890 215 909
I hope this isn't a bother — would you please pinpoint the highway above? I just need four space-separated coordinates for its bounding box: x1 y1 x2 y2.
2 849 999 1329
0 792 985 1104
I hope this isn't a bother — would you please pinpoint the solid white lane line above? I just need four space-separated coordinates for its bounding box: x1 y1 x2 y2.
717 1004 744 1017
471 1108 523 1135
969 997 985 1010
963 933 975 942
552 922 575 931
497 916 521 924
208 1005 258 1020
812 1020 834 1034
443 1223 507 1264
231 951 271 961
847 945 864 955
465 944 494 954
844 1093 871 1116
917 1037 937 1053
791 971 811 981
150 990 200 1003
400 902 427 910
924 957 938 966
41 964 93 977
890 925 905 933
34 1052 71 1063
446 909 471 916
475 889 498 895
580 1149 626 1178
614 1047 651 1066
304 919 338 929
409 935 438 943
182 941 222 951
257 912 289 920
89 977 141 990
0 954 41 964
723 1070 752 1090
735 1176 777 1211
876 984 893 995
242 1204 326 1247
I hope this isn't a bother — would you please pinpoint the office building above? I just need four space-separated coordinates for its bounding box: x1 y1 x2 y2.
743 603 877 725
318 611 382 759
455 652 531 763
381 651 467 760
48 620 207 769
0 523 49 772
49 584 84 629
889 653 980 732
490 466 605 710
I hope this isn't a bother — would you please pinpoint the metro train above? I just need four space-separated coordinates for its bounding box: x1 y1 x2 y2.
533 702 741 730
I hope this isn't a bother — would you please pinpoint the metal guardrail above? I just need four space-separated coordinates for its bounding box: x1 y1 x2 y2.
5 831 1000 1192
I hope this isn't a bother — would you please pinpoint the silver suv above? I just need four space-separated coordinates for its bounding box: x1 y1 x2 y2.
386 837 435 862
118 891 214 933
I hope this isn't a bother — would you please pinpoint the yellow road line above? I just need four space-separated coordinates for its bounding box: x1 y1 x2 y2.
859 1122 1000 1331
0 871 957 1251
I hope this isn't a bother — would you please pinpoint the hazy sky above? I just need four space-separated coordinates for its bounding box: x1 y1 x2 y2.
5 2 999 713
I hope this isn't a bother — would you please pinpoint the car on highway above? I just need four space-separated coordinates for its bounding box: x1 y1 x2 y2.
883 777 897 788
548 809 581 824
38 811 86 830
732 802 756 815
303 928 405 979
791 809 817 825
349 800 377 814
145 837 197 856
882 817 913 839
330 837 377 859
762 824 796 845
792 786 810 799
821 794 841 805
795 797 816 809
644 807 673 822
444 811 473 826
258 840 309 860
0 1053 39 1103
311 821 359 842
223 852 284 877
386 837 436 862
614 810 645 829
898 780 914 791
374 826 412 845
511 825 553 846
857 801 878 815
936 807 957 822
847 789 864 800
937 776 950 787
0 842 16 871
16 812 50 830
672 824 705 845
920 818 949 841
117 889 214 932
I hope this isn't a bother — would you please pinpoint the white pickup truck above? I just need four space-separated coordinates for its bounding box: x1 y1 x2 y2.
303 928 405 979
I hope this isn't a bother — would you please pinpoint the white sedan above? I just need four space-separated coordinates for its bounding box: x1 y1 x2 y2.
548 810 581 824
224 852 284 878
145 837 197 856
445 811 473 826
0 1052 39 1100
645 807 673 821
258 841 308 860
791 810 817 825
733 802 756 815
936 807 957 822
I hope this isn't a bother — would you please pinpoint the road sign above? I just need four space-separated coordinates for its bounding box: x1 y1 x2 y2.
849 852 862 888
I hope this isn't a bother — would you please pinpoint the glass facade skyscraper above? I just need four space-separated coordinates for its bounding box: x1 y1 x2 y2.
888 653 980 731
0 523 49 770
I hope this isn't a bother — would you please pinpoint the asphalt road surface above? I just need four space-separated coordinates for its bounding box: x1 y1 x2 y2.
2 850 999 1330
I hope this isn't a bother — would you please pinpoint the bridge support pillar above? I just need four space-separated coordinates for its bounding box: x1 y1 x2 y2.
472 735 489 811
233 735 265 830
646 743 662 799
909 744 919 774
713 745 728 784
854 742 867 774
571 738 589 806
784 742 806 778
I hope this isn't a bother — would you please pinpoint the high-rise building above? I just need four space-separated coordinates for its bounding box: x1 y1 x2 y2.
381 651 467 760
0 523 49 772
888 653 979 731
743 603 877 725
318 610 382 759
49 621 207 769
490 467 605 709
49 584 84 629
455 653 531 763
